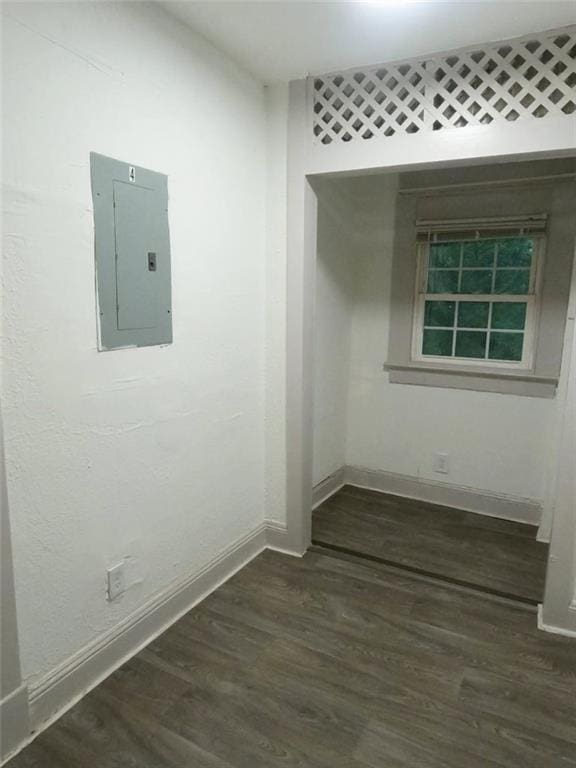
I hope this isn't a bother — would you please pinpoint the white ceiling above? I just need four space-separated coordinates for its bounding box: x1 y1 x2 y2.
163 1 576 83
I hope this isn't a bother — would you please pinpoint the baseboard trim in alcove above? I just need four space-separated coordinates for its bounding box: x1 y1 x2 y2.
314 465 542 526
312 468 346 510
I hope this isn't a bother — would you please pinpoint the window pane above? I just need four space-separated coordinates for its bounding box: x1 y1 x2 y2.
429 242 461 268
491 302 527 330
497 238 533 268
462 240 495 268
424 300 455 327
494 269 530 294
457 301 489 328
427 270 459 293
455 330 487 358
422 329 453 356
489 332 524 361
460 270 493 294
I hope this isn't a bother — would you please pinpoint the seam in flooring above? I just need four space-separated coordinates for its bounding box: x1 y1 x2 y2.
310 539 540 608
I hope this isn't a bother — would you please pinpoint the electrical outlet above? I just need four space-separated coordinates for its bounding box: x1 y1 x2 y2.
106 562 125 601
433 452 450 475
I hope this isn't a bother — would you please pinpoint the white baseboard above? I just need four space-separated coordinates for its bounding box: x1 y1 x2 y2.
312 467 345 510
537 604 576 638
536 527 551 544
344 465 542 526
0 684 30 765
313 465 542 526
265 520 304 556
5 521 305 764
25 523 268 746
537 512 553 543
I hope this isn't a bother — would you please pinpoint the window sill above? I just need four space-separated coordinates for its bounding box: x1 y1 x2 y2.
383 361 558 397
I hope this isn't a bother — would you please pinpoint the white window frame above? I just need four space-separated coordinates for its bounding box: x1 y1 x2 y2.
411 234 546 371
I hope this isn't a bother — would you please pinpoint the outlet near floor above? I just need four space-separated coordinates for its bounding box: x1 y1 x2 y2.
106 562 125 601
433 452 450 475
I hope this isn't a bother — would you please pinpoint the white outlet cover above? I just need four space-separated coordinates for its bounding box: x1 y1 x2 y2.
433 452 450 474
107 562 125 601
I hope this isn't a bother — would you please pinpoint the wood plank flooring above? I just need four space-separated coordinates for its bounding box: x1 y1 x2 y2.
313 485 548 603
9 547 575 768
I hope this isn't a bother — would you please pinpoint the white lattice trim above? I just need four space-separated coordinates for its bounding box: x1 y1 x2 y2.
312 27 576 145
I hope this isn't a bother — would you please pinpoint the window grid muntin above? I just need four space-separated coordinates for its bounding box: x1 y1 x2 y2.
426 238 535 295
413 235 543 369
421 295 530 363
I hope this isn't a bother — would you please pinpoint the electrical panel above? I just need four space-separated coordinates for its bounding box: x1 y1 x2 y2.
91 153 172 350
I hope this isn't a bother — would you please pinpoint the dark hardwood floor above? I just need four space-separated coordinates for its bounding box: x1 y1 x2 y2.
9 546 575 768
313 485 549 603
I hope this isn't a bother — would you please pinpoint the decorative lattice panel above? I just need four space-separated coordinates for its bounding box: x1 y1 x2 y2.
312 27 576 145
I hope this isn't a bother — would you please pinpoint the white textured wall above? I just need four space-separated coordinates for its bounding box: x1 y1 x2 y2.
344 174 556 504
1 410 22 700
264 83 288 524
2 2 266 685
312 181 355 486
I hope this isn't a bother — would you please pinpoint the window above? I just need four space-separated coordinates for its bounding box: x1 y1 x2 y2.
386 169 576 398
412 225 545 370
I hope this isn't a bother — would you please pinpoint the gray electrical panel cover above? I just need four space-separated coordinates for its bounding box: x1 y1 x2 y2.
90 153 172 350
